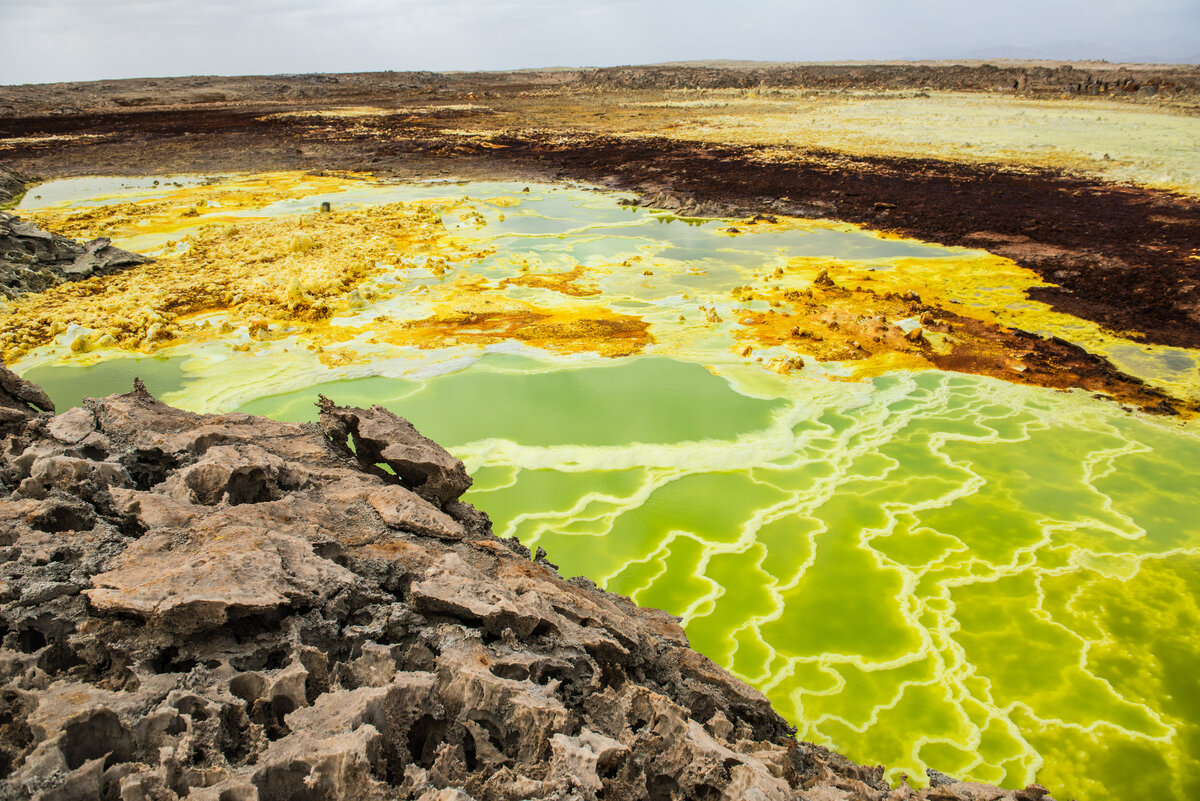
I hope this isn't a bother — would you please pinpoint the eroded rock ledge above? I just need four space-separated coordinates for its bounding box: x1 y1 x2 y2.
0 212 148 300
0 367 1053 801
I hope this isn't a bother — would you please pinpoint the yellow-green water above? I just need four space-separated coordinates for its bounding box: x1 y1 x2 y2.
14 177 1200 799
234 357 1200 799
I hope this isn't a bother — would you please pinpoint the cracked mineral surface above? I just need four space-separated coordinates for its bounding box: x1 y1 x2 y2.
3 176 1199 801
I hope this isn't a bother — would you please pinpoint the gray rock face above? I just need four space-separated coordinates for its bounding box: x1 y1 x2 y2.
0 364 54 432
0 167 25 208
0 211 148 299
0 376 1054 801
318 398 473 506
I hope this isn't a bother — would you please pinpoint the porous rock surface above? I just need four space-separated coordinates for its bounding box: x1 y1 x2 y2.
0 368 1054 801
0 211 148 299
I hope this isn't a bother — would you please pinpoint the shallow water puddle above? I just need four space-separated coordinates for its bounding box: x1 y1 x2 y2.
10 173 1200 799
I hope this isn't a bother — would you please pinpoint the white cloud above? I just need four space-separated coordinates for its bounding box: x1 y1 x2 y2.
1 0 1196 85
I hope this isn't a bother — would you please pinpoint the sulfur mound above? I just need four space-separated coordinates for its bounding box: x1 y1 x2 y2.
0 212 148 300
0 371 1054 801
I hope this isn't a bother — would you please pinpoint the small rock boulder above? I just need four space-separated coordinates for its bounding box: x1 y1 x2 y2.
318 398 471 505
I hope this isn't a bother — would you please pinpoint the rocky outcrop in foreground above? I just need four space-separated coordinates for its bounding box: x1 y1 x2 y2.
0 367 1054 801
0 211 148 300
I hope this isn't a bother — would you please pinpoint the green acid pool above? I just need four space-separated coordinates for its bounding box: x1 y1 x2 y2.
15 175 1200 800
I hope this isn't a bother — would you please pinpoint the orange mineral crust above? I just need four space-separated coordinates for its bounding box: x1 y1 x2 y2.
732 270 1191 415
375 295 652 358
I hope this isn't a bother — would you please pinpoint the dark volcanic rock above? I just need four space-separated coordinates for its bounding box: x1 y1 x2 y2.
0 364 54 432
0 377 1054 801
0 167 26 207
0 211 148 299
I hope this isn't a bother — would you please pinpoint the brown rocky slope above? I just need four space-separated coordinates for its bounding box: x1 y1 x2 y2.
0 367 1053 801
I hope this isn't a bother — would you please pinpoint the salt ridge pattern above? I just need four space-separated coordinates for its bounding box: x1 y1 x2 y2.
461 368 1200 800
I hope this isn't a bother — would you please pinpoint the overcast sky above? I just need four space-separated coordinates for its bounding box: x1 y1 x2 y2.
3 0 1198 85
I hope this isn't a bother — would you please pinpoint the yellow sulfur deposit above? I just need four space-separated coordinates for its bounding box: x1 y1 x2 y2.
0 188 485 361
617 91 1200 197
373 293 651 358
6 172 1196 413
1 173 655 366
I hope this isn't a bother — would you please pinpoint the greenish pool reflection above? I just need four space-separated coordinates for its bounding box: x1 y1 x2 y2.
238 356 787 448
20 356 189 411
